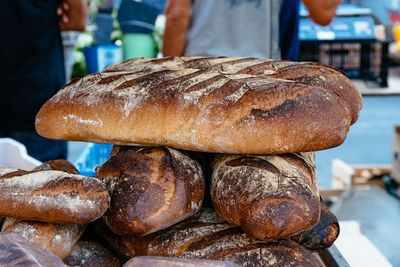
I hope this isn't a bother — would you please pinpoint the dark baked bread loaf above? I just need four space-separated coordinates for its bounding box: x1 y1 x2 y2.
210 152 320 239
0 167 110 224
1 217 86 259
33 159 80 174
63 240 120 267
35 56 362 154
291 198 339 251
92 208 323 267
0 232 67 266
96 146 204 235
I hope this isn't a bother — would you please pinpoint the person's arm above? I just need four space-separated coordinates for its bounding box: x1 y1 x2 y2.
57 0 88 32
302 0 341 26
162 0 191 57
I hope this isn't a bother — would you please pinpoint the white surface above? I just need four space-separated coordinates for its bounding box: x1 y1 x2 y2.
336 220 393 267
0 138 42 170
331 158 355 188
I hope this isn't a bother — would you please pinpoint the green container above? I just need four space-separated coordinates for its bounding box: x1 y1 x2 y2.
122 33 156 59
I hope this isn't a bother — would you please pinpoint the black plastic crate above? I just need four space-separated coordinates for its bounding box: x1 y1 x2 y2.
299 40 389 87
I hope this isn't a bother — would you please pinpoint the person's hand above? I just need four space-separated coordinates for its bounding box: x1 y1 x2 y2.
302 0 341 26
57 0 71 30
57 0 88 32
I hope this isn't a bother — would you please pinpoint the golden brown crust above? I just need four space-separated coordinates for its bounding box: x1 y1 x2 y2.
210 152 320 239
1 218 86 259
35 56 362 154
0 167 110 224
96 146 205 236
92 208 323 267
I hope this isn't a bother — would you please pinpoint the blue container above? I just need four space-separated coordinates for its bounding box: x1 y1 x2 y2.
84 44 122 74
74 143 113 176
94 13 114 44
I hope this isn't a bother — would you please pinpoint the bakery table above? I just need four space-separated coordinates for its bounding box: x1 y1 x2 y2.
317 244 350 267
330 186 400 266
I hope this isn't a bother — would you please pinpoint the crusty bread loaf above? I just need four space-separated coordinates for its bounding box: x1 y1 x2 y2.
35 56 362 154
63 240 120 267
104 57 361 125
1 217 86 259
0 167 110 224
33 159 80 174
210 152 320 240
96 146 204 235
291 198 339 251
0 159 87 259
92 208 323 267
0 232 67 266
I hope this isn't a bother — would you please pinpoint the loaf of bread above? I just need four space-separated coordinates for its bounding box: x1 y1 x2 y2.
0 232 67 266
33 159 80 174
96 146 205 235
291 198 339 251
123 256 241 267
210 152 320 239
92 208 323 267
1 217 86 259
104 57 361 125
63 240 120 267
35 56 362 154
0 167 110 224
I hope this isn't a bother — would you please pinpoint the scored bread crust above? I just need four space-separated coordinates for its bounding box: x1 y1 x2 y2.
35 56 362 154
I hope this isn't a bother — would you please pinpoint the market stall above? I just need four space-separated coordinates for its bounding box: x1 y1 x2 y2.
2 1 400 266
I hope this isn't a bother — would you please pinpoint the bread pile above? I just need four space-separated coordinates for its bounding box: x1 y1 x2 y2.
3 57 362 266
0 160 120 266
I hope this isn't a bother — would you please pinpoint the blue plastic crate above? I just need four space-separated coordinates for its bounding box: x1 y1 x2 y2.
74 143 113 176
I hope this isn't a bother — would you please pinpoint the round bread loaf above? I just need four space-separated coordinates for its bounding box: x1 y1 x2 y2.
1 218 86 259
97 146 205 236
0 167 110 224
35 56 362 154
32 159 80 174
210 152 320 239
92 208 323 267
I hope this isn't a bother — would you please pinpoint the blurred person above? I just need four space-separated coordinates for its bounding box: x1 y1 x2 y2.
0 0 87 162
162 0 340 59
280 0 302 61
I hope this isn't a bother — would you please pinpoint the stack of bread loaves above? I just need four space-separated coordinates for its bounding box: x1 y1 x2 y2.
0 159 116 265
23 56 363 266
